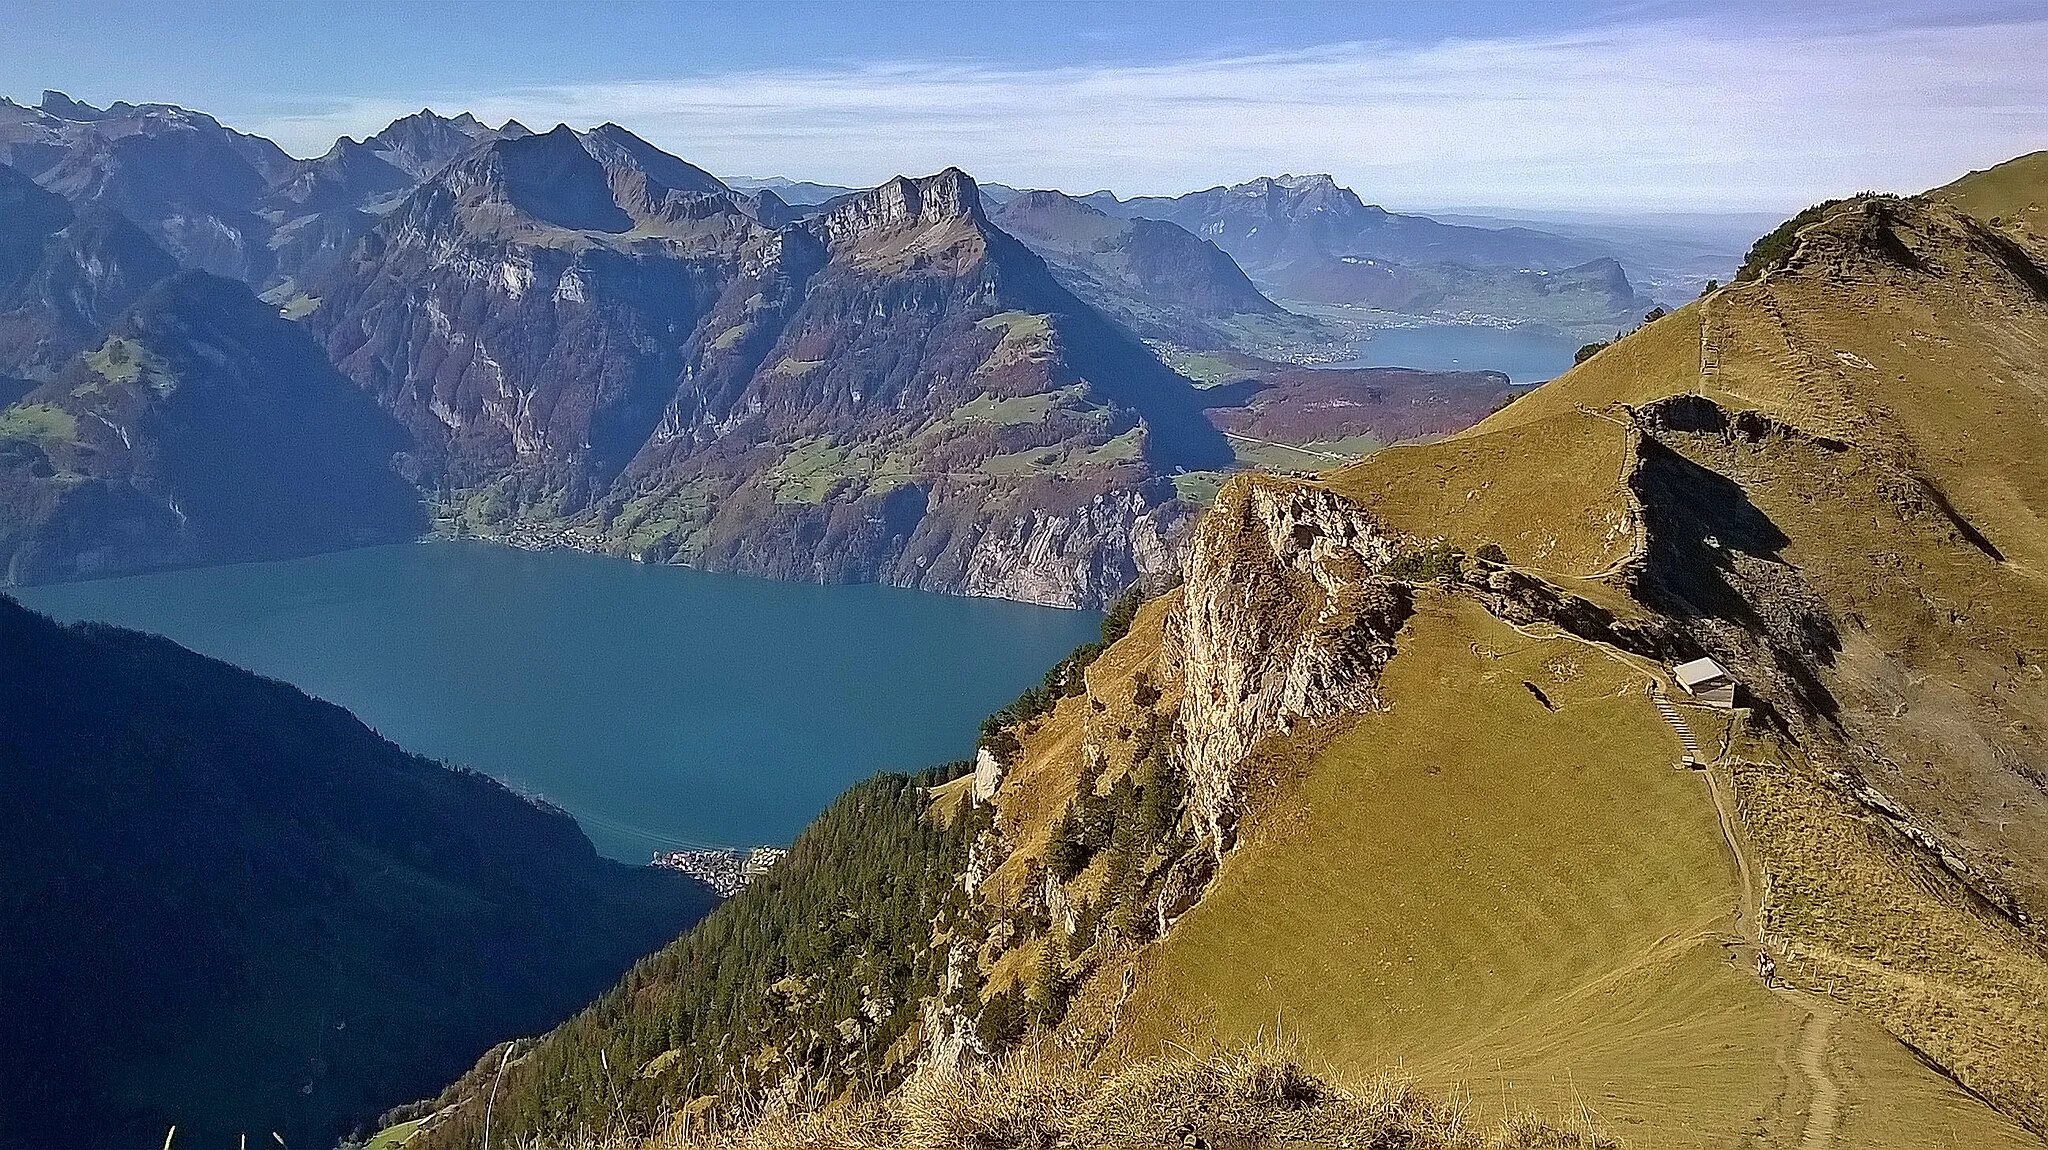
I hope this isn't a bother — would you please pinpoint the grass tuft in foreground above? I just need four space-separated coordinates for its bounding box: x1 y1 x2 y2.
597 1039 1609 1149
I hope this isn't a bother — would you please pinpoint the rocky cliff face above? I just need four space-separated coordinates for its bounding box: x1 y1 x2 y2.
953 486 1189 606
312 138 1226 606
0 163 180 381
4 96 1533 606
0 92 290 283
1165 475 1409 850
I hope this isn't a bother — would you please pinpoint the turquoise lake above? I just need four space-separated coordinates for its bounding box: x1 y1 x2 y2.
1342 323 1581 382
14 543 1100 860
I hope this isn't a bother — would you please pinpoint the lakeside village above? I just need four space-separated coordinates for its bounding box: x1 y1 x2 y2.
651 845 790 897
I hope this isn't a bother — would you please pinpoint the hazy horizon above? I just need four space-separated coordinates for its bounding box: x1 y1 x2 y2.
4 0 2043 214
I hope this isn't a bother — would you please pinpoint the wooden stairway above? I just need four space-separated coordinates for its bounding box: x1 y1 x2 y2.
1651 682 1704 767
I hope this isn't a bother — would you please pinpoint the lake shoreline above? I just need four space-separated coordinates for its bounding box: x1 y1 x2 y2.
15 541 1101 860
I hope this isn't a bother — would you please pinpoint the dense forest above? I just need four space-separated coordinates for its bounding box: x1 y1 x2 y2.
403 588 1159 1148
407 767 976 1147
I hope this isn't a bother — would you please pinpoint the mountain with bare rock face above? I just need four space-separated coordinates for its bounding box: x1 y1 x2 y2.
309 127 1232 605
0 94 1564 606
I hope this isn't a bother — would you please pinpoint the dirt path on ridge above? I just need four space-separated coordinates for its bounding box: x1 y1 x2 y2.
1793 1007 1842 1150
1487 608 1846 1150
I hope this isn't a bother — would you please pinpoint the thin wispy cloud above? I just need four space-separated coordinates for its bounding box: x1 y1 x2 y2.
248 14 2048 211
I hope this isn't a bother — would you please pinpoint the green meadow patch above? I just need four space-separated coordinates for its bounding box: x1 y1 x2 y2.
0 402 79 444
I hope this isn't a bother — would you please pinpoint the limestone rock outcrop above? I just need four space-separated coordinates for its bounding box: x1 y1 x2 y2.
1165 475 1409 852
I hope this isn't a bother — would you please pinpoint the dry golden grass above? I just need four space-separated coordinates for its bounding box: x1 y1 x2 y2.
1101 598 2038 1148
1934 148 2048 224
608 1037 1607 1149
1466 303 1705 433
929 191 2048 1149
980 592 1178 915
1325 411 1637 577
1733 752 2048 1134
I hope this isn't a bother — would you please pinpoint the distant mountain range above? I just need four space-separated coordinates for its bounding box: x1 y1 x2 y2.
0 91 1526 604
307 125 1223 606
1082 173 1654 331
746 170 1725 338
721 173 861 205
987 188 1328 353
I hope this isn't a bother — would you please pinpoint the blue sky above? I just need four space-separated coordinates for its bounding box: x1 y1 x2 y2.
4 0 2043 211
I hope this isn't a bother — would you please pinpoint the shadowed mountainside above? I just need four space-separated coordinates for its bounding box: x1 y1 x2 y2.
0 269 424 584
0 596 715 1150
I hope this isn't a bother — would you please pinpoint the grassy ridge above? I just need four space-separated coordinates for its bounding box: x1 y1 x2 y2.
1110 597 2038 1146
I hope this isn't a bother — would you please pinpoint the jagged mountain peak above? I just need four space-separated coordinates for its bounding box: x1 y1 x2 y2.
0 161 180 380
1006 186 1111 217
271 136 413 214
578 122 727 196
362 107 502 180
1235 171 1374 217
465 124 632 232
886 167 982 217
814 167 984 245
316 135 367 161
37 90 104 121
991 188 1128 247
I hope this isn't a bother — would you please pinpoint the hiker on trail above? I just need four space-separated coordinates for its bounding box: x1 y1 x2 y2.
1757 948 1776 988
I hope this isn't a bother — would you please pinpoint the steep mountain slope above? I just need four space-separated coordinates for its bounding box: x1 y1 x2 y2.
1096 174 1649 336
0 270 424 583
398 767 973 1150
0 162 180 381
311 128 1230 605
263 137 414 216
580 122 727 198
397 180 2048 1149
1090 191 2048 1138
0 91 292 282
989 189 1328 353
261 111 535 294
0 595 716 1150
